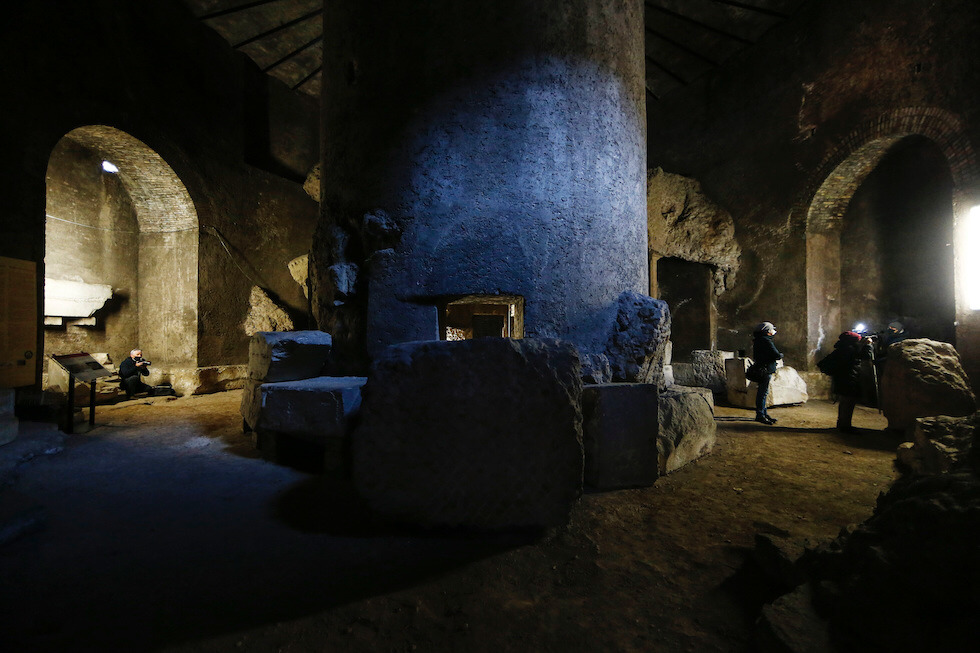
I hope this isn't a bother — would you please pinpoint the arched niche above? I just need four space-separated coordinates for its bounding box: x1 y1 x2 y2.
44 125 198 373
805 109 976 368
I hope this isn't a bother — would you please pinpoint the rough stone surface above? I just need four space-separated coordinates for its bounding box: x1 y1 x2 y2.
581 383 658 489
647 167 741 294
895 413 976 475
754 584 833 653
796 471 980 652
303 163 320 202
244 286 295 336
246 376 366 443
880 339 976 435
753 533 808 590
726 358 809 408
169 365 247 397
288 255 310 299
657 385 716 474
351 338 584 531
247 330 334 383
597 291 671 387
678 349 735 394
317 0 647 364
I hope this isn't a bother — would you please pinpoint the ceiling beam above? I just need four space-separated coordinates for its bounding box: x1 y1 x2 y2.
231 8 322 49
645 25 721 67
198 0 291 21
645 2 754 45
645 55 688 86
292 66 321 91
706 0 791 19
262 35 322 72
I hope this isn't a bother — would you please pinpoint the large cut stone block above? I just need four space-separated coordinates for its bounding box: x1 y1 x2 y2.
248 330 334 383
896 413 977 475
352 338 583 531
658 386 716 474
689 350 735 394
880 339 977 435
582 383 658 489
725 358 808 408
243 376 366 443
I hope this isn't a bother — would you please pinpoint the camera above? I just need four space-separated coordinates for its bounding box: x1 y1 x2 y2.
135 357 152 366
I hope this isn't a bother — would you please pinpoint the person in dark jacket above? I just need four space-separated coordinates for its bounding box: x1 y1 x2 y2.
118 348 150 399
826 331 874 432
752 321 783 424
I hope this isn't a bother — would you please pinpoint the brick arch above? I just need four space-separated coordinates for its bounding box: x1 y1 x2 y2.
47 125 199 369
807 108 979 233
803 108 977 366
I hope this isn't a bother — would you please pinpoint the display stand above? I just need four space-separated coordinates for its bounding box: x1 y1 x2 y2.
50 353 113 434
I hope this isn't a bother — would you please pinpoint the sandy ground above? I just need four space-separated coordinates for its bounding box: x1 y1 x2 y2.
0 390 897 652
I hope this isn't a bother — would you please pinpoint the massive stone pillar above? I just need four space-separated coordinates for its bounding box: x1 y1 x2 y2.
315 0 647 369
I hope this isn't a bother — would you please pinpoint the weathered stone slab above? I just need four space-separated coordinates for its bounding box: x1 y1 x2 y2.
170 365 247 396
249 376 366 443
726 358 808 408
582 383 658 489
352 338 583 531
658 386 716 474
248 330 334 383
599 291 671 387
880 339 976 435
43 278 112 317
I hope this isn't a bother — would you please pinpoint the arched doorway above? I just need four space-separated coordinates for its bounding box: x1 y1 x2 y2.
805 109 978 369
44 126 198 377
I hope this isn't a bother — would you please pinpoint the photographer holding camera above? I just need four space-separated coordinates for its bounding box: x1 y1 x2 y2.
119 348 151 399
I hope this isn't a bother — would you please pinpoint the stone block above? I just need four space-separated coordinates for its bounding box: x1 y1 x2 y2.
248 376 366 443
880 339 977 435
244 286 295 336
726 358 808 408
352 338 583 531
755 584 832 653
170 365 247 396
658 386 716 474
248 330 334 383
582 383 658 489
686 349 735 394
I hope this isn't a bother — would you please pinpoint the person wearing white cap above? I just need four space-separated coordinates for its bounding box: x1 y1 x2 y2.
751 322 783 424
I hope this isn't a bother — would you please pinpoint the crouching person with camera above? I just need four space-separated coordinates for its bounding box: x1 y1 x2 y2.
119 349 152 399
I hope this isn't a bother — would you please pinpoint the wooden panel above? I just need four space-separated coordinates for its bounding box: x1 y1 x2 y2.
0 256 37 388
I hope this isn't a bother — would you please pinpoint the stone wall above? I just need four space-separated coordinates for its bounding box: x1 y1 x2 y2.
0 0 319 381
647 0 980 383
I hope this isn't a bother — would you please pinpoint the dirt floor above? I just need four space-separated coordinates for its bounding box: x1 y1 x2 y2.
0 390 898 652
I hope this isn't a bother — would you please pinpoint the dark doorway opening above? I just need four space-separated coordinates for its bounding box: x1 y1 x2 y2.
657 258 713 362
840 135 955 344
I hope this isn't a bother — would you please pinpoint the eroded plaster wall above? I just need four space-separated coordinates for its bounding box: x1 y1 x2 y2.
0 0 319 380
647 0 980 382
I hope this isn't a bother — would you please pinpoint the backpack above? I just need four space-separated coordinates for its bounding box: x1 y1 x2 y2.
816 349 843 376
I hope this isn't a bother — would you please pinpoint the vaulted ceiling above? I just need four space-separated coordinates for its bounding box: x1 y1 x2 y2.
181 0 808 101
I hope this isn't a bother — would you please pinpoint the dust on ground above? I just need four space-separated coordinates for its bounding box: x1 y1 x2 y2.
0 391 897 652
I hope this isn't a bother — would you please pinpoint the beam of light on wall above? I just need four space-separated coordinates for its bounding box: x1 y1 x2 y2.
965 206 980 310
101 160 119 173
